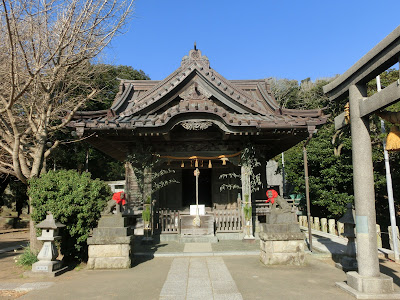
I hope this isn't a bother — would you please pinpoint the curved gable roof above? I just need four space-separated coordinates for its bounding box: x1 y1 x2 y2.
70 48 327 136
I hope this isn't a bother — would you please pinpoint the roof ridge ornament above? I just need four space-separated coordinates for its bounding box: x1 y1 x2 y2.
181 46 210 68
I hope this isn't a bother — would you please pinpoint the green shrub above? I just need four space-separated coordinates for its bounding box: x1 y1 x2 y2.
15 245 38 267
28 170 111 262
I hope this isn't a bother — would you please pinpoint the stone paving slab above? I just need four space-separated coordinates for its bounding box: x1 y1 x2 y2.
160 257 243 300
184 243 212 252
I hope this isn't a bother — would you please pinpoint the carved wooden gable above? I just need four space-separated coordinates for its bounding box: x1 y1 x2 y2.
88 48 327 134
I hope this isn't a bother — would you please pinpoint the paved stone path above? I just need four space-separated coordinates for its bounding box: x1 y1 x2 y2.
183 242 212 253
159 257 243 300
0 282 54 292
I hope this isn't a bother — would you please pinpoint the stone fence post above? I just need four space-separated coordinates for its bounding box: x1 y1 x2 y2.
303 216 308 228
376 224 382 249
321 218 327 233
314 217 320 231
337 221 344 236
388 226 400 251
328 219 336 235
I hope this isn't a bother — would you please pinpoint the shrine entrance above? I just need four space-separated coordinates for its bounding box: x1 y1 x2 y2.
182 169 212 208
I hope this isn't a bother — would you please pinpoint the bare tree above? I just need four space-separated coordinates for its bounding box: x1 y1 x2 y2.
0 0 134 248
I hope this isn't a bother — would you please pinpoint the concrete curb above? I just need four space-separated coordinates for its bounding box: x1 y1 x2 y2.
134 251 260 257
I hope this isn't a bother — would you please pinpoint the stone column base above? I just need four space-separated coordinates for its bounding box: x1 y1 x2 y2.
336 271 400 299
87 244 132 269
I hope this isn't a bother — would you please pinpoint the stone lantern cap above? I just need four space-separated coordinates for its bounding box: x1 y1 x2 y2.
36 212 65 229
338 203 355 225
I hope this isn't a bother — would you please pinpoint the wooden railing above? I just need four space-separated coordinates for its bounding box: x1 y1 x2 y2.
214 209 242 232
156 209 180 234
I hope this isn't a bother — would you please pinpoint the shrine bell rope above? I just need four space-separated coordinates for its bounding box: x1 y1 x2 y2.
158 151 242 161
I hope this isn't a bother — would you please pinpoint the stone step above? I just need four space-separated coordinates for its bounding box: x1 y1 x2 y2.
98 215 128 228
92 227 132 237
179 235 219 243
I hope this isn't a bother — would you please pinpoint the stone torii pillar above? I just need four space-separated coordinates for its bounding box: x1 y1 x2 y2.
323 25 400 298
348 84 381 278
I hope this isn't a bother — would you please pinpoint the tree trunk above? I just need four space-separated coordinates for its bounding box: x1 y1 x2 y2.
28 198 42 252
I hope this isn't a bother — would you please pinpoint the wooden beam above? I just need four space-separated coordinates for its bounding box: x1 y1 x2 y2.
163 132 171 141
222 133 230 140
360 80 400 117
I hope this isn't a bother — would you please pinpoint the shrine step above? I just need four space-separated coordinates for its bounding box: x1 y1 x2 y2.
179 235 219 243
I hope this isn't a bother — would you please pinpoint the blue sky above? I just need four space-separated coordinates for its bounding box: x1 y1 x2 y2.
105 0 400 82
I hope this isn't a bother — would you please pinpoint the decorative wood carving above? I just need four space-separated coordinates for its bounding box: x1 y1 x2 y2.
179 82 211 101
181 121 213 131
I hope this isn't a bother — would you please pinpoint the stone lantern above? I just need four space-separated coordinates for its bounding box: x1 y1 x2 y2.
31 212 66 276
335 203 357 272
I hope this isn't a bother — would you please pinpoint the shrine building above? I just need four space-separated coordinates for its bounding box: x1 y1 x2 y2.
69 47 327 237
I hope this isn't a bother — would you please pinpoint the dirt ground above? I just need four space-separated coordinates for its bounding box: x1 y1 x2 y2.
0 231 83 299
0 231 29 299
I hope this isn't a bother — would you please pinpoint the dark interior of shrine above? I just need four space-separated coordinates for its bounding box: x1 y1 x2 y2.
181 168 212 208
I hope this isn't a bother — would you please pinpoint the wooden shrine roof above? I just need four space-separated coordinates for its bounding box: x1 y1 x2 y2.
68 48 328 160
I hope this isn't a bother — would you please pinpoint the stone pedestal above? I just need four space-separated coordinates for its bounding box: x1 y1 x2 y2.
32 242 64 274
260 212 305 266
337 272 400 299
87 214 133 269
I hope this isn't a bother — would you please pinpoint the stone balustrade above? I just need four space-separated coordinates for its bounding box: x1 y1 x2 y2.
298 215 387 247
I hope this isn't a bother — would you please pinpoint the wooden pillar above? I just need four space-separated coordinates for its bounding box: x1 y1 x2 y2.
241 165 254 239
143 167 152 203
